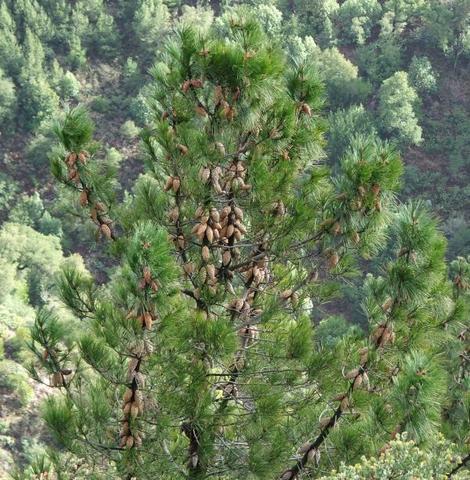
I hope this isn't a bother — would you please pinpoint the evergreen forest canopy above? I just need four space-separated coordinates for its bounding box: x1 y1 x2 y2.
0 1 469 479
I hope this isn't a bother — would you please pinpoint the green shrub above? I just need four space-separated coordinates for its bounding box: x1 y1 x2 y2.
0 435 15 448
90 96 112 114
120 120 140 140
320 434 466 479
0 419 8 434
129 90 152 125
122 57 143 92
58 71 81 100
6 326 31 361
0 360 34 406
105 147 123 168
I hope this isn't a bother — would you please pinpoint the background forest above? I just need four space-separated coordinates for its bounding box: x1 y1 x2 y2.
0 0 469 478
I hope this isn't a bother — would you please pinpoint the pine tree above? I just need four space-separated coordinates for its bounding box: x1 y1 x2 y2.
444 255 470 445
26 15 467 480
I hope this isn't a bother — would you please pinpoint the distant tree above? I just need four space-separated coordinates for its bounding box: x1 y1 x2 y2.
279 0 338 45
336 0 382 45
356 10 405 84
0 359 34 406
18 74 59 131
40 0 70 28
9 0 53 42
0 222 62 272
50 60 81 100
122 57 143 93
446 217 470 258
105 147 124 168
357 37 403 84
15 28 59 130
74 0 118 59
129 87 153 125
290 37 371 108
22 28 46 74
422 0 470 68
8 193 62 238
178 5 214 33
379 0 426 38
0 173 18 220
66 34 87 70
0 3 22 75
378 71 422 146
133 0 170 49
314 315 362 348
252 3 283 36
0 223 64 307
408 55 438 94
318 47 371 107
59 71 81 100
328 106 377 162
0 68 16 128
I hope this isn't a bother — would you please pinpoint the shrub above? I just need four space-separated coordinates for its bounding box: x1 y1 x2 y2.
0 360 34 406
320 434 466 479
90 96 112 114
120 120 140 140
105 147 123 168
58 71 81 100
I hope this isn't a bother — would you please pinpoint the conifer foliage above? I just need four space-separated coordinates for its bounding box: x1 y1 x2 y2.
27 15 467 480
